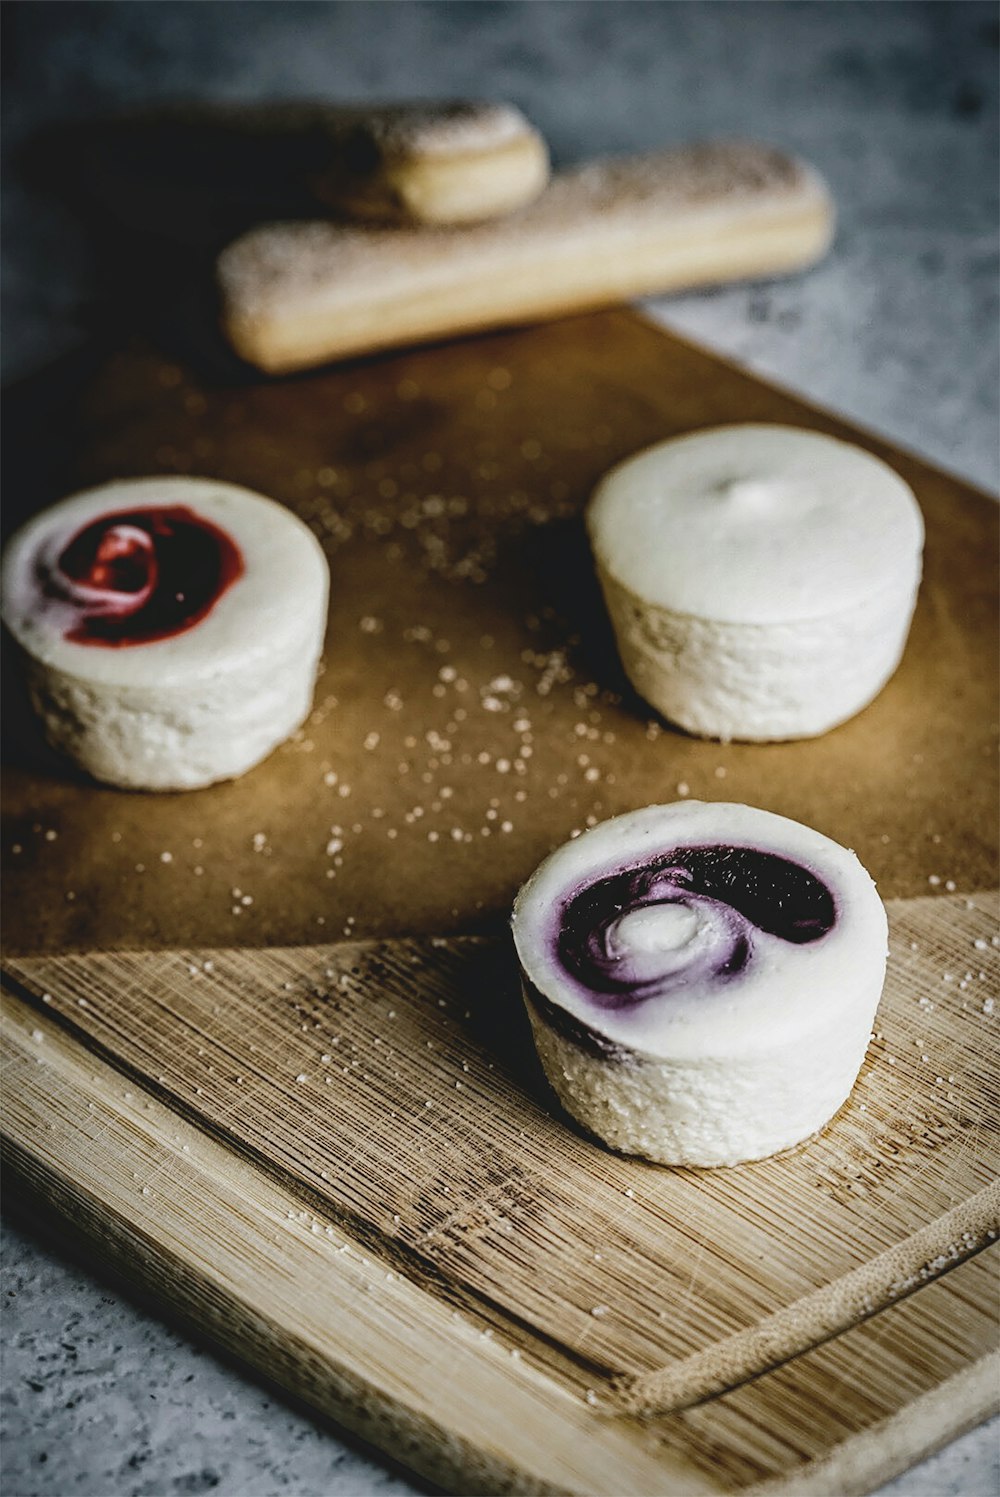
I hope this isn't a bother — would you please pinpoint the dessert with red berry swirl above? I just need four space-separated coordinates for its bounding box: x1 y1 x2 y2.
2 477 329 790
512 801 887 1166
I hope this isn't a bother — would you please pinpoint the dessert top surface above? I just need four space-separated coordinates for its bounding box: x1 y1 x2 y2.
586 424 924 624
511 801 888 1060
1 477 329 687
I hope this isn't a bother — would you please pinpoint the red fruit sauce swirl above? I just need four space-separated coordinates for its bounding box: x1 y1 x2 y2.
45 506 244 647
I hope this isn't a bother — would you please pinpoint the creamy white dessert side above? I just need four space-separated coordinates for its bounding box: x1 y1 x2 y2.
587 424 924 741
1 476 329 790
511 801 888 1167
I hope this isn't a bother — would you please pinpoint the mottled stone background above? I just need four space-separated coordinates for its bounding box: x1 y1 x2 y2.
2 3 997 1495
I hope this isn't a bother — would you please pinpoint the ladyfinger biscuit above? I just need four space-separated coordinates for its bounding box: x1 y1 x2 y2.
313 100 550 225
218 141 834 374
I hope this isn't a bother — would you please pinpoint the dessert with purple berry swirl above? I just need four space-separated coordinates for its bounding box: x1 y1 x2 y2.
512 802 887 1166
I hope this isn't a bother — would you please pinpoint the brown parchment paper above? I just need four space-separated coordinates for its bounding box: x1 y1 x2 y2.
3 310 997 955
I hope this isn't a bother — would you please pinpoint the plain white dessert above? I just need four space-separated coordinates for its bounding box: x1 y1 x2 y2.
2 477 329 790
511 801 888 1167
587 424 924 741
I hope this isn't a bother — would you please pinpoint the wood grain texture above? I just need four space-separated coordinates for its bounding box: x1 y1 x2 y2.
5 890 998 1424
3 312 997 955
2 974 997 1497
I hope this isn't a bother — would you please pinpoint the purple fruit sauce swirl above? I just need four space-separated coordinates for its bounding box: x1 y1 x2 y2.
556 845 835 1011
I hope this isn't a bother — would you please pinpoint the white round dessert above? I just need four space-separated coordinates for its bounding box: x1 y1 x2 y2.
511 801 888 1167
2 476 329 790
586 424 924 741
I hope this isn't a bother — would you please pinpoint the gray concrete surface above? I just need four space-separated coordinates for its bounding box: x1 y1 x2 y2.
2 3 997 1495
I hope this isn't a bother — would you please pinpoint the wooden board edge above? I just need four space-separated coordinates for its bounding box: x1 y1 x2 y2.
4 981 998 1497
614 1183 1000 1414
742 1354 999 1497
6 889 998 1416
0 983 712 1497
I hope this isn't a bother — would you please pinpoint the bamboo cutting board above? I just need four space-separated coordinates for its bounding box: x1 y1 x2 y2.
2 309 999 1493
